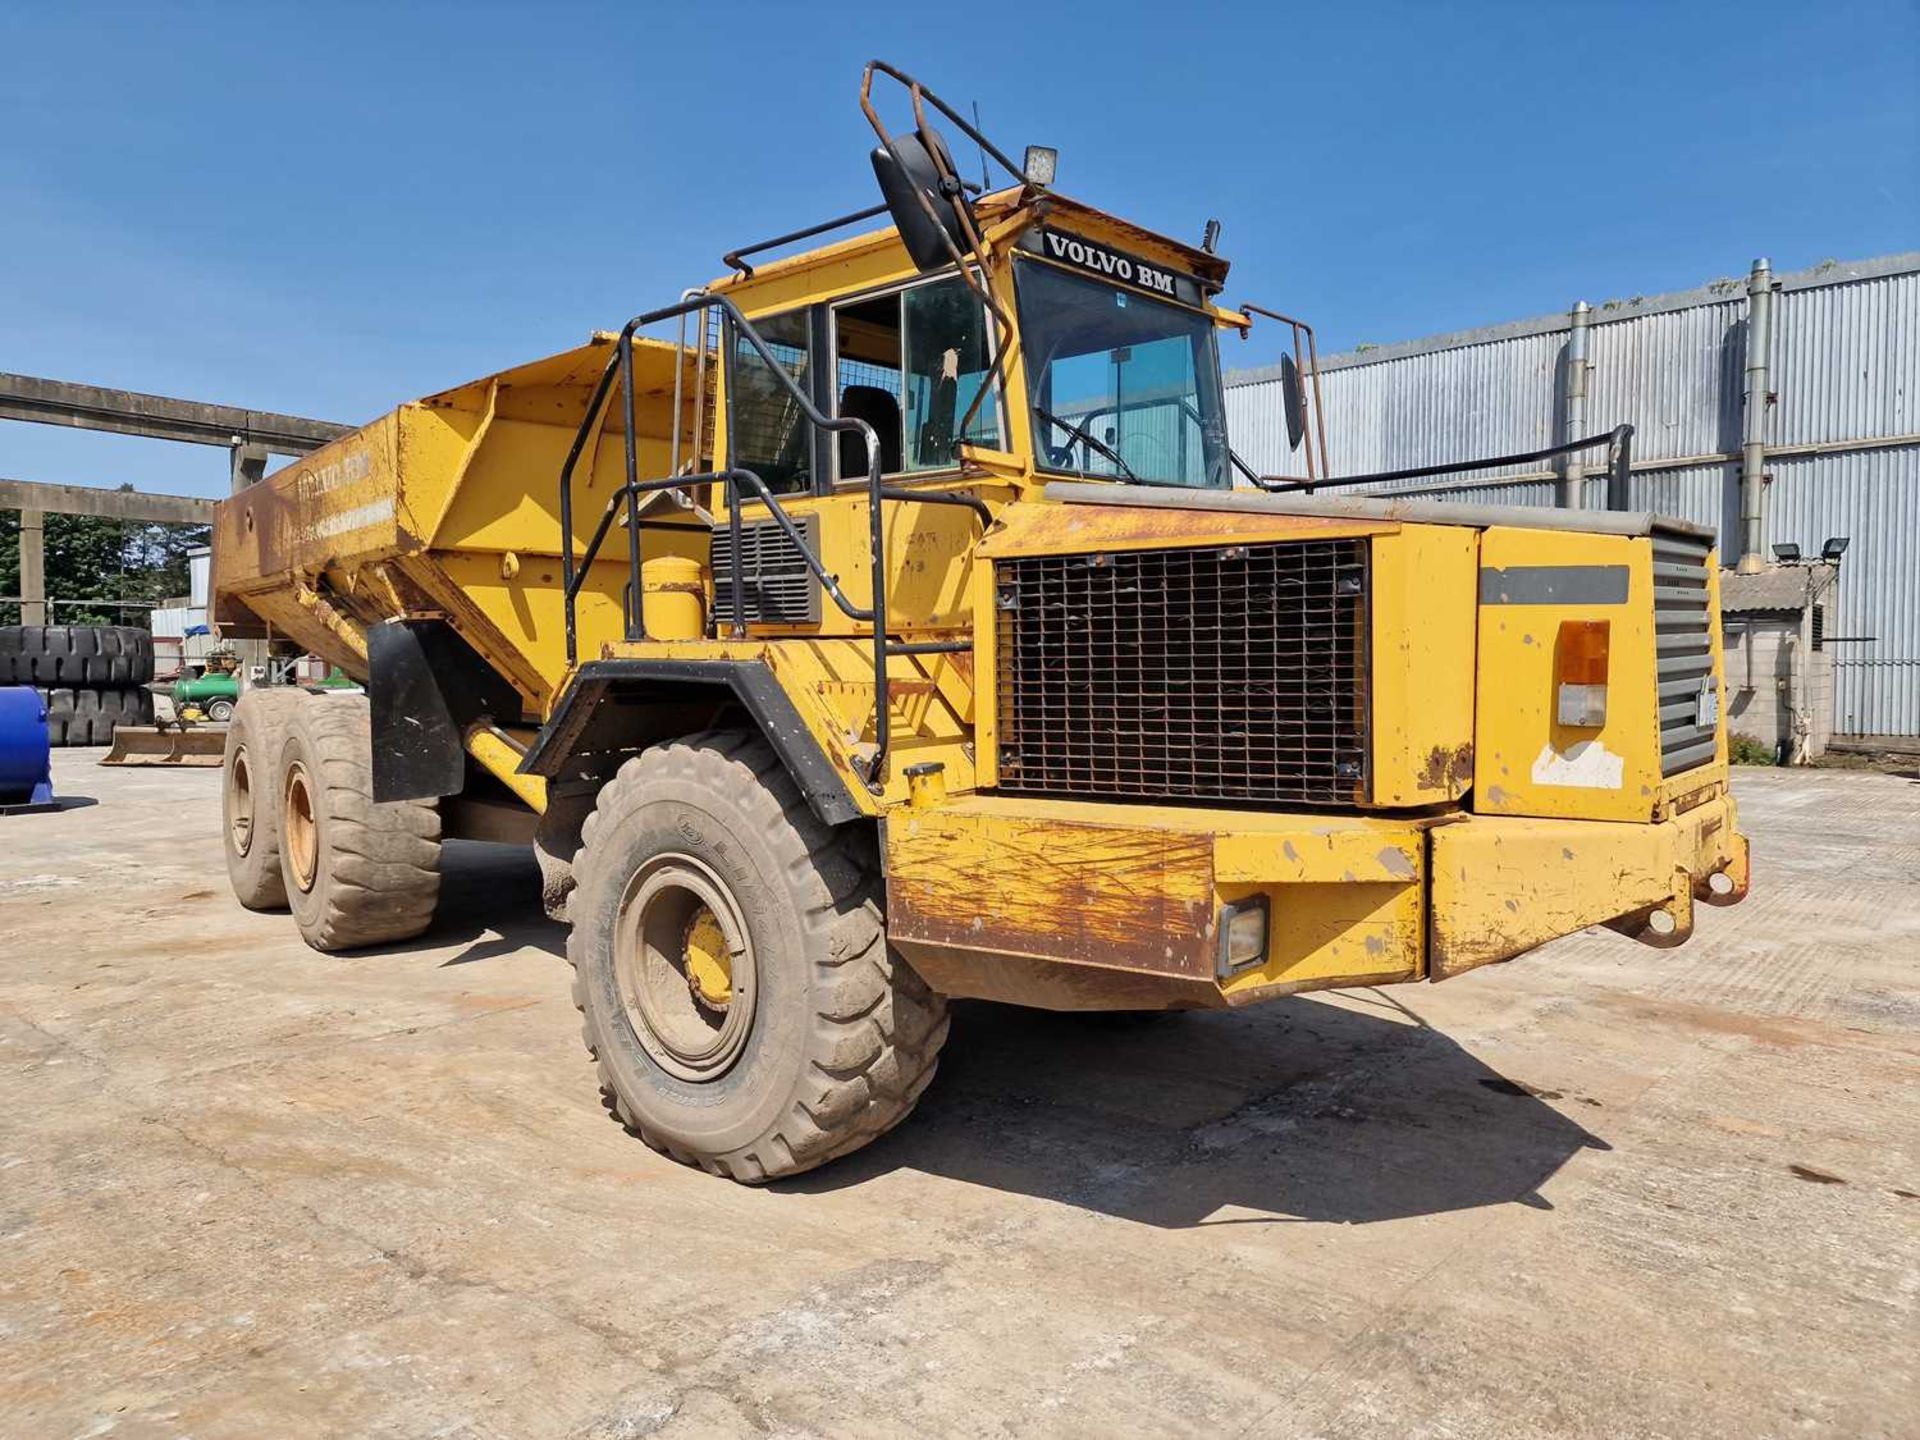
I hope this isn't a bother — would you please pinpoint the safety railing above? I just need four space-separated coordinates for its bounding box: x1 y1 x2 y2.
1255 424 1638 507
556 290 991 789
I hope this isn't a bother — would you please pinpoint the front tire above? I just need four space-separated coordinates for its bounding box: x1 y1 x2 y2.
568 731 948 1182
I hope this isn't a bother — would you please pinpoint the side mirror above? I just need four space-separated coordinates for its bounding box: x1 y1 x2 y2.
872 124 973 273
1280 353 1306 452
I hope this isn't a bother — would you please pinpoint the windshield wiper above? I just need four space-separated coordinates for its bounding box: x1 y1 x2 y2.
1031 404 1141 483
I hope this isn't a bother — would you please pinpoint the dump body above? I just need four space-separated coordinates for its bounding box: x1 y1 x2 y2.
211 335 703 710
211 185 1747 1012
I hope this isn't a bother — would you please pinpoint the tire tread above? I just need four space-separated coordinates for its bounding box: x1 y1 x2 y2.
568 730 946 1182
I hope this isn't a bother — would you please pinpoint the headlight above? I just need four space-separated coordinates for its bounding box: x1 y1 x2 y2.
1216 895 1270 979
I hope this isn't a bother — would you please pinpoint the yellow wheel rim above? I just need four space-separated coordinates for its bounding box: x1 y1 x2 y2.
612 853 756 1083
284 761 319 893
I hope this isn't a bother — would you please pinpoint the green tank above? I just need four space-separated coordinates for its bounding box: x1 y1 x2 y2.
171 670 240 721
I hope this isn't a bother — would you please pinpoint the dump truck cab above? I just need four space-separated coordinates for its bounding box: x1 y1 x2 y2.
208 62 1748 1181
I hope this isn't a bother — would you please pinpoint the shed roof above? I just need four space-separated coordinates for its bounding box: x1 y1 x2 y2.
1720 563 1835 614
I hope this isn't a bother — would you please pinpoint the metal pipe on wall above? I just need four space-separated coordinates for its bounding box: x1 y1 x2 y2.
1738 257 1774 573
1557 301 1591 509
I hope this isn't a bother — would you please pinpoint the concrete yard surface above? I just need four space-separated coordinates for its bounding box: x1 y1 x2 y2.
1 755 1915 1439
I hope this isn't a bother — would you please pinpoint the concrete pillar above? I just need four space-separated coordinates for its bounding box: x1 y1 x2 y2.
1558 300 1591 509
1737 258 1774 574
230 440 270 493
18 508 46 625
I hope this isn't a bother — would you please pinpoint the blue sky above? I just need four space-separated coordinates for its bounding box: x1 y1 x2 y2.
3 0 1914 498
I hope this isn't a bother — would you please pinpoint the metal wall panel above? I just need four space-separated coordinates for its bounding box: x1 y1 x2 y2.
1428 478 1559 508
1767 446 1920 735
1224 253 1919 734
1616 463 1737 547
1222 380 1292 476
1321 334 1560 487
1225 333 1560 483
1586 301 1745 461
1772 270 1920 447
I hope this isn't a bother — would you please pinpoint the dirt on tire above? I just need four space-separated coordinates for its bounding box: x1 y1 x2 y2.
275 691 441 951
221 689 308 911
567 730 949 1183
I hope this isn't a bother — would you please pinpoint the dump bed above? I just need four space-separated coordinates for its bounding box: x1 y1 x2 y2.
211 334 700 710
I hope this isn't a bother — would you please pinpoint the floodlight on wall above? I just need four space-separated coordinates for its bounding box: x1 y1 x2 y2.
1772 542 1801 562
1821 536 1850 560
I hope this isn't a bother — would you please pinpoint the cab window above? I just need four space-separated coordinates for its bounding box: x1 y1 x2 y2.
833 275 1000 479
728 309 814 494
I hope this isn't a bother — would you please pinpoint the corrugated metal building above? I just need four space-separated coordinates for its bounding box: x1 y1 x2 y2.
1225 253 1920 736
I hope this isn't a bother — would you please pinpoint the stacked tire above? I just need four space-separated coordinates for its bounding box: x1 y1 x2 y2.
0 625 156 746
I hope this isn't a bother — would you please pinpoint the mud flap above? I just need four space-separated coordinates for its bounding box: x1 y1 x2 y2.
367 620 525 802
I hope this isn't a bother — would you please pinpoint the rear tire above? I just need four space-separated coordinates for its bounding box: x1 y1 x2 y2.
276 692 441 951
567 731 949 1182
222 689 306 911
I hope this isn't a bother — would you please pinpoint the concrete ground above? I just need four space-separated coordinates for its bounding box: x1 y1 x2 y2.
1 756 1914 1440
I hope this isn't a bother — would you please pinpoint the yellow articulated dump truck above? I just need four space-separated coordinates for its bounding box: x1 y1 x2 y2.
210 63 1750 1181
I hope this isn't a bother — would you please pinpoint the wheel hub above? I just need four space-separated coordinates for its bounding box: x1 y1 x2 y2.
228 748 255 856
613 854 755 1083
283 761 319 893
681 904 733 1012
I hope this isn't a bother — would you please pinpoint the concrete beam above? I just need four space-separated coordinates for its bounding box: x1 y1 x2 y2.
0 477 216 526
230 442 271 494
0 373 349 455
18 508 45 625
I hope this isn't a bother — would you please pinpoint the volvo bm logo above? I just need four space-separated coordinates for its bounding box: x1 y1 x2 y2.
1041 231 1178 297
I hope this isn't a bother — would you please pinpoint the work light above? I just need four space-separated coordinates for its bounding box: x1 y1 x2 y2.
1216 895 1270 979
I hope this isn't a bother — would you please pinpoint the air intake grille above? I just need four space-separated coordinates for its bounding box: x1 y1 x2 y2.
995 539 1370 806
710 514 821 627
1653 531 1717 775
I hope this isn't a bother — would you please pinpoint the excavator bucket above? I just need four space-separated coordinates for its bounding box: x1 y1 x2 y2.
98 723 227 768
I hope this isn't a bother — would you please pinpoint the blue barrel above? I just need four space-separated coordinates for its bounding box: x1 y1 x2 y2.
0 686 55 809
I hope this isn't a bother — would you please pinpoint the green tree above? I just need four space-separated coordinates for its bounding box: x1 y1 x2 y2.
1 495 209 626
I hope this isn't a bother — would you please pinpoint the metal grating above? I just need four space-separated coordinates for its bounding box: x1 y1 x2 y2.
1653 530 1717 775
710 513 821 627
995 539 1370 806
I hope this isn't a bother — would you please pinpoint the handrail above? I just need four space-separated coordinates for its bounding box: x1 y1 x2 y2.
1256 424 1638 508
858 60 1021 449
722 202 890 278
555 291 991 791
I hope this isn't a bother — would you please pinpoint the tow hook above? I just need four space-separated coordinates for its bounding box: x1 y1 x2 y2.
1607 866 1697 950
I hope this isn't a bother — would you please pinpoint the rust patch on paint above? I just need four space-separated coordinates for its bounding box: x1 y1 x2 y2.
1418 742 1475 794
887 813 1215 978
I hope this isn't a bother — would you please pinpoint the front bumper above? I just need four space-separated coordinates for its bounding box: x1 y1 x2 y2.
882 791 1749 1010
1427 790 1748 980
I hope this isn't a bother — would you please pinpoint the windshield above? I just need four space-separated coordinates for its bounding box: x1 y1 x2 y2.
1014 258 1230 488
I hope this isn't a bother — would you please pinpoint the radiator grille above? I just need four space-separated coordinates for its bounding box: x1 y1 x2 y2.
1653 530 1717 775
710 514 821 627
995 539 1370 806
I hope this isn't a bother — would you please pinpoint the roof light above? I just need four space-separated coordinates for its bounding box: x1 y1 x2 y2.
1022 145 1058 187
